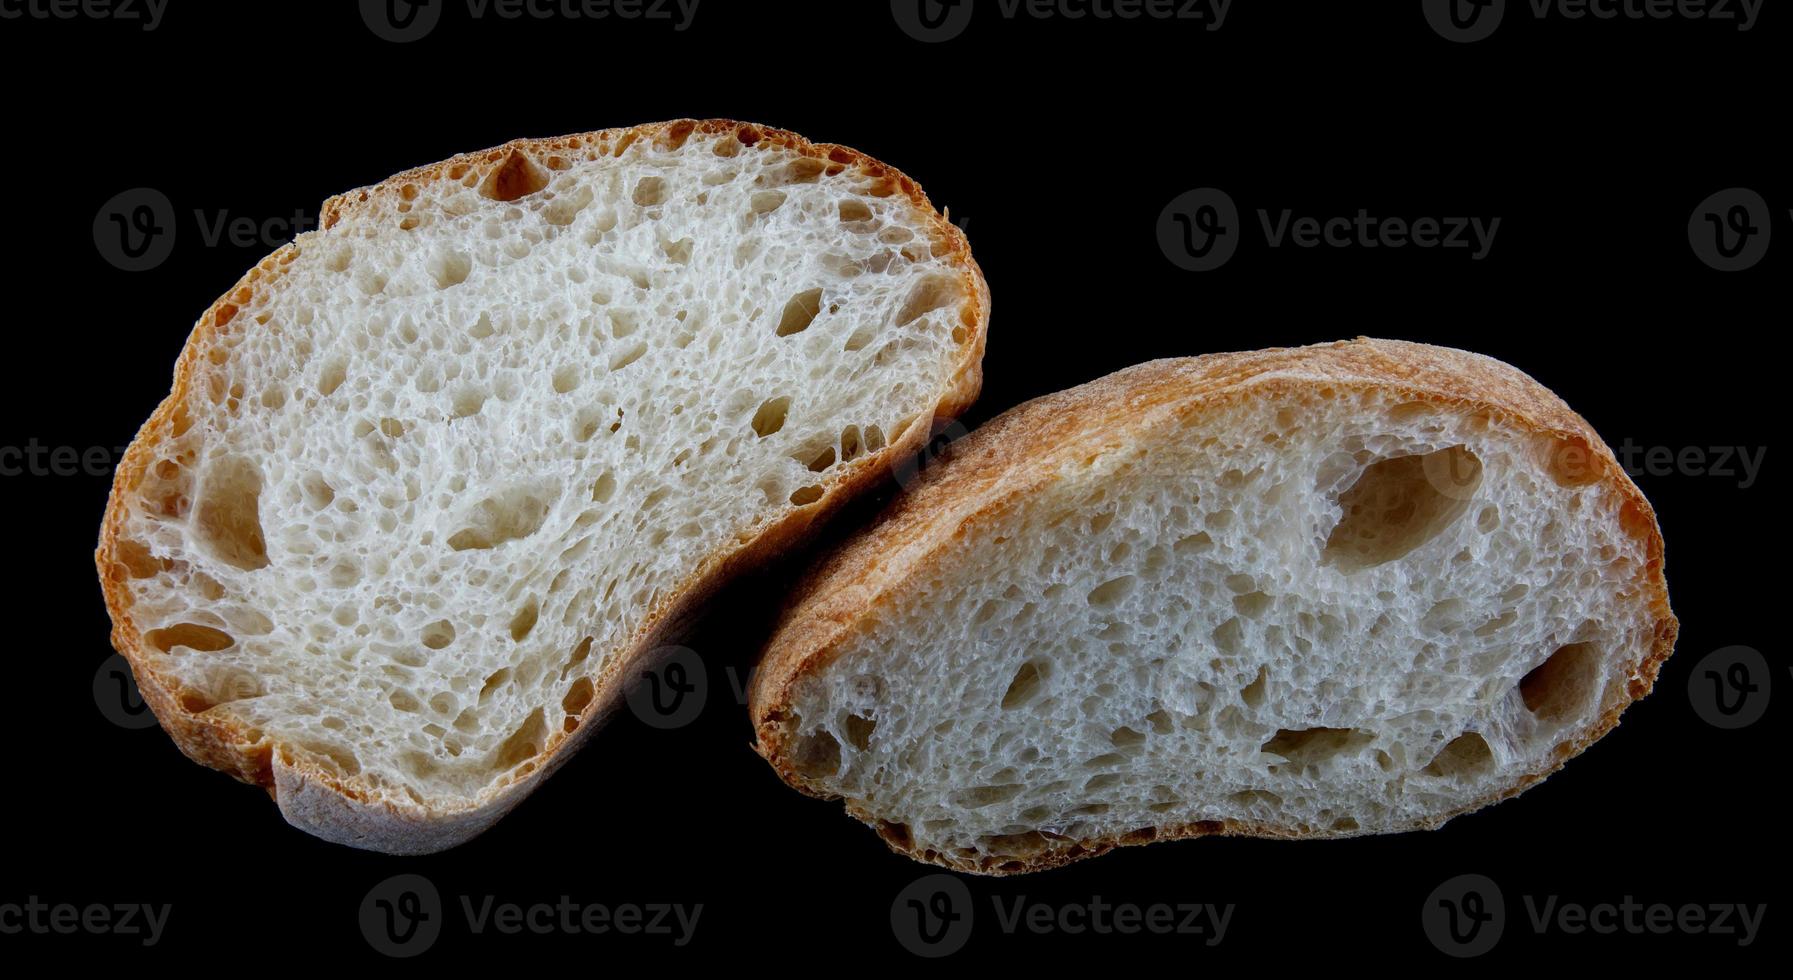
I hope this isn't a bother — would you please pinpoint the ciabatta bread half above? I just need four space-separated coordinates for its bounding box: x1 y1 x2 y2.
96 120 989 854
750 339 1674 874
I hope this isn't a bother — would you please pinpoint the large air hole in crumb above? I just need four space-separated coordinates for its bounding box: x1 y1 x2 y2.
1110 726 1147 749
1322 446 1483 570
542 185 594 226
145 622 235 653
878 821 913 849
776 288 824 337
1544 436 1604 488
428 250 473 289
1002 660 1049 709
1231 789 1283 808
564 637 594 673
1261 727 1374 772
983 831 1052 861
562 677 595 718
751 396 791 437
494 708 547 771
451 386 488 419
750 190 786 214
1175 531 1213 555
1212 617 1244 655
1520 642 1600 723
842 325 875 353
1423 732 1495 779
894 275 961 326
479 669 511 705
448 486 553 551
777 157 828 185
480 150 550 202
632 176 667 207
844 713 876 751
1234 591 1274 618
194 457 269 571
298 741 361 777
114 539 167 578
508 599 539 642
317 356 348 397
1240 666 1268 708
591 472 617 503
609 342 647 371
1087 576 1136 608
951 784 1024 809
178 670 259 714
421 620 456 649
552 365 581 394
790 729 841 778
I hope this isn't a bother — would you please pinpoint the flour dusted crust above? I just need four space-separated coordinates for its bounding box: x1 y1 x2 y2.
750 339 1675 874
96 120 989 854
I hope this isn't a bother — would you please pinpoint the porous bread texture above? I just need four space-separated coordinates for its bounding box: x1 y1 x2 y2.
752 340 1675 874
96 121 988 852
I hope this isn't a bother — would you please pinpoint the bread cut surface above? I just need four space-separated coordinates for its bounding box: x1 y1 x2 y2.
750 339 1674 874
96 120 988 853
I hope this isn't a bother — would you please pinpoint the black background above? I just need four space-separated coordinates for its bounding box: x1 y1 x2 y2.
2 0 1782 965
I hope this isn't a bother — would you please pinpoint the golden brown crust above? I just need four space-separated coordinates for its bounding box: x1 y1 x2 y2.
94 119 990 854
749 338 1676 874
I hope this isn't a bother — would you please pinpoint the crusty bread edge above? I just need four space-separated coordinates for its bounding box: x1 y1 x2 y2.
748 338 1676 874
95 119 991 855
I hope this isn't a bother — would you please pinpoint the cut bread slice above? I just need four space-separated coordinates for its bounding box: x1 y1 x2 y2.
750 339 1674 874
96 120 989 854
